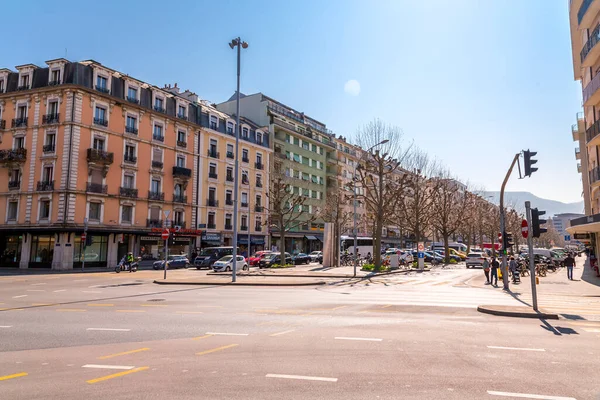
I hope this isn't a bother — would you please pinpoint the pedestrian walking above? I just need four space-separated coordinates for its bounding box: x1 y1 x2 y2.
490 257 499 287
483 258 491 284
564 252 576 280
509 256 518 283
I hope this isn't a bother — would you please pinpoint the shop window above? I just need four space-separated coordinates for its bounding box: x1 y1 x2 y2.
74 235 108 264
31 235 55 264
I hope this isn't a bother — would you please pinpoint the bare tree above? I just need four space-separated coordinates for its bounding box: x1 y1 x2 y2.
265 158 317 253
535 223 565 248
355 119 412 268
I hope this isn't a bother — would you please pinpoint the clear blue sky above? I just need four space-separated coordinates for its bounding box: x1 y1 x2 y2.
2 0 582 204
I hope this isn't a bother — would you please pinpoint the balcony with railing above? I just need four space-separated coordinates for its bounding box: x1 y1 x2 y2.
48 80 61 86
240 225 248 231
226 151 234 159
152 133 164 142
255 225 262 232
86 182 108 194
124 154 137 164
12 118 27 128
87 148 114 164
125 125 138 135
42 113 60 125
93 117 108 127
241 176 249 185
256 180 263 188
591 166 600 185
0 120 5 130
8 180 20 190
242 156 249 163
43 144 55 153
581 23 600 65
576 148 581 160
207 149 220 159
173 166 192 178
226 174 234 182
17 84 30 91
172 221 186 229
241 202 248 208
177 113 187 121
119 187 138 198
208 172 218 179
255 205 263 212
152 160 163 169
148 191 165 201
173 194 187 203
586 119 600 143
37 180 54 191
578 0 600 27
153 105 166 113
225 223 233 230
126 96 139 104
584 71 600 107
0 148 27 163
225 198 233 206
206 198 219 207
207 223 216 229
146 219 163 228
177 140 187 148
95 85 110 94
255 162 263 170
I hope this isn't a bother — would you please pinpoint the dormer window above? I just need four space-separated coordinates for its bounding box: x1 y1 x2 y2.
227 121 234 134
49 69 61 86
256 131 263 144
96 75 109 94
154 96 165 113
210 115 218 130
177 105 186 120
242 127 249 139
18 75 29 90
0 79 4 93
127 86 139 104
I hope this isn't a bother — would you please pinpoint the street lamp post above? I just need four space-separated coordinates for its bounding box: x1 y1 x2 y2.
229 37 248 283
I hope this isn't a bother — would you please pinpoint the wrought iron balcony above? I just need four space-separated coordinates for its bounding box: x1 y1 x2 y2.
146 219 163 228
152 160 163 169
86 182 108 194
37 180 54 191
255 205 263 212
206 198 219 207
95 85 110 94
241 177 249 185
48 80 61 86
0 148 27 163
8 180 20 190
87 148 114 164
177 113 187 121
207 223 216 229
148 191 165 201
12 118 27 128
225 223 233 230
209 172 218 179
93 117 108 127
579 0 594 24
226 199 233 206
42 113 60 125
153 105 165 113
126 96 139 104
153 134 164 142
591 166 600 184
42 144 55 153
255 162 263 170
207 149 220 159
255 225 262 232
173 194 187 203
0 120 5 129
226 151 234 159
226 175 234 182
242 156 249 163
173 221 186 229
240 225 248 231
256 181 263 188
173 166 192 178
177 140 187 148
119 187 138 198
581 23 600 63
586 119 600 143
17 85 30 91
125 125 138 134
241 202 248 208
124 154 137 164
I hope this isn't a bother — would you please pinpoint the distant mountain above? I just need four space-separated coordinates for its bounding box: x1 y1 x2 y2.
481 191 584 217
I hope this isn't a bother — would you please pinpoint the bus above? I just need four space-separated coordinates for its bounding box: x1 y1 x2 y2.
431 242 468 253
340 236 374 257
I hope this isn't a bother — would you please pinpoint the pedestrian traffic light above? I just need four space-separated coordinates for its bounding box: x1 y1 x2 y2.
523 150 538 177
531 208 547 238
503 231 514 249
85 234 93 247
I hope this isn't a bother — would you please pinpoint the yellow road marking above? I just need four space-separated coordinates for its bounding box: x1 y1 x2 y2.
86 366 149 384
140 304 168 307
196 344 238 356
98 347 150 360
192 334 213 340
412 280 434 285
256 320 278 326
57 309 86 312
397 280 417 284
175 311 203 314
87 304 114 307
381 304 393 309
432 281 452 286
269 329 295 337
115 310 146 313
0 372 28 381
32 303 55 306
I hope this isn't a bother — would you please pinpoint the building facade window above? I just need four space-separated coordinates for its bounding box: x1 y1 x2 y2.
242 127 249 138
123 174 134 188
226 190 233 205
121 205 133 223
210 115 218 130
39 199 51 220
256 132 263 144
176 156 185 167
225 213 232 228
227 121 234 134
7 201 18 221
127 87 138 102
89 202 101 220
242 149 249 162
96 75 108 91
151 179 161 193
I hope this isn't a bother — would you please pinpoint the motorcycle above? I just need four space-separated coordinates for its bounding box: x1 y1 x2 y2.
115 259 139 273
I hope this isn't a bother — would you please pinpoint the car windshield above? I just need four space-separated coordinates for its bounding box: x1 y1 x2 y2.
467 253 483 257
219 256 233 262
198 248 223 256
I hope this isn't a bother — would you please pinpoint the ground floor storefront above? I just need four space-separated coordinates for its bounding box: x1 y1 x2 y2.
197 232 267 257
270 233 323 254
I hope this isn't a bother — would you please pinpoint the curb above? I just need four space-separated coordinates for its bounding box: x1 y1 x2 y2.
477 305 559 320
207 268 429 279
153 280 326 287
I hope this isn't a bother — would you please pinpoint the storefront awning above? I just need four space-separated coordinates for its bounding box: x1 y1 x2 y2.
305 235 318 241
566 222 600 234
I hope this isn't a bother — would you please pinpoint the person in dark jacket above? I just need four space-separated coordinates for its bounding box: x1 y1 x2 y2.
490 257 500 287
564 253 576 280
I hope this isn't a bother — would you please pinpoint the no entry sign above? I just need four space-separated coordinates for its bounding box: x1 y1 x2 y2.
521 219 529 238
161 229 170 240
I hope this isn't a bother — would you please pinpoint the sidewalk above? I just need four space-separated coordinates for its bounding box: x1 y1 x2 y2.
154 274 327 287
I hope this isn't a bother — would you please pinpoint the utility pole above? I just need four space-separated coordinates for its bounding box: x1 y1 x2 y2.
353 162 358 277
525 201 539 311
499 153 520 291
82 218 88 271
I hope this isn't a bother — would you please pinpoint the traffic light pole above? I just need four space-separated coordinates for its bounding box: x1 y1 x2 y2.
525 201 539 311
499 153 521 291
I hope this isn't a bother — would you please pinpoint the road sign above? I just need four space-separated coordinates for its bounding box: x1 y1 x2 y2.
417 242 424 252
164 210 171 219
418 252 424 259
81 232 87 241
521 219 529 238
161 229 170 240
564 234 571 241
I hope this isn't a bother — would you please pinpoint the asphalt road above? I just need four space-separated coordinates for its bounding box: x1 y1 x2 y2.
1 267 599 399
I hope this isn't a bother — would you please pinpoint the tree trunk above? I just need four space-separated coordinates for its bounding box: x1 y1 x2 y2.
374 214 382 268
279 215 285 255
443 234 450 264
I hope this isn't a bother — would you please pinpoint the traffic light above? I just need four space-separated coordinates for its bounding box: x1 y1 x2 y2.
503 231 514 249
531 208 547 238
523 150 538 177
85 234 93 247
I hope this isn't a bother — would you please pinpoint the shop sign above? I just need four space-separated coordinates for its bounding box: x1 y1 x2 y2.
202 232 222 242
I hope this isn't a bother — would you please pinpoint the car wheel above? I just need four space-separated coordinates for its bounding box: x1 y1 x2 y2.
226 266 231 272
243 264 248 271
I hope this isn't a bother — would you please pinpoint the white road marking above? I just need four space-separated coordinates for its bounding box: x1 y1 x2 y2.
27 290 45 292
205 332 249 336
487 346 545 352
12 295 27 298
266 374 337 382
583 328 600 333
82 364 135 370
73 279 88 282
335 337 383 342
31 283 47 286
0 326 12 328
487 390 576 399
53 289 66 293
82 291 102 293
86 328 131 332
269 329 295 337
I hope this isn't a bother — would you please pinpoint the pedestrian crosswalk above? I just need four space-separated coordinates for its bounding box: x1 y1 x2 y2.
513 292 600 318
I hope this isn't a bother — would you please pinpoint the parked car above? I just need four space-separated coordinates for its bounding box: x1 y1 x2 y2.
212 255 248 272
465 252 487 268
153 255 189 270
411 251 442 263
194 247 238 269
292 253 311 265
248 251 271 267
385 249 413 263
434 250 461 263
309 251 322 262
259 252 293 268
